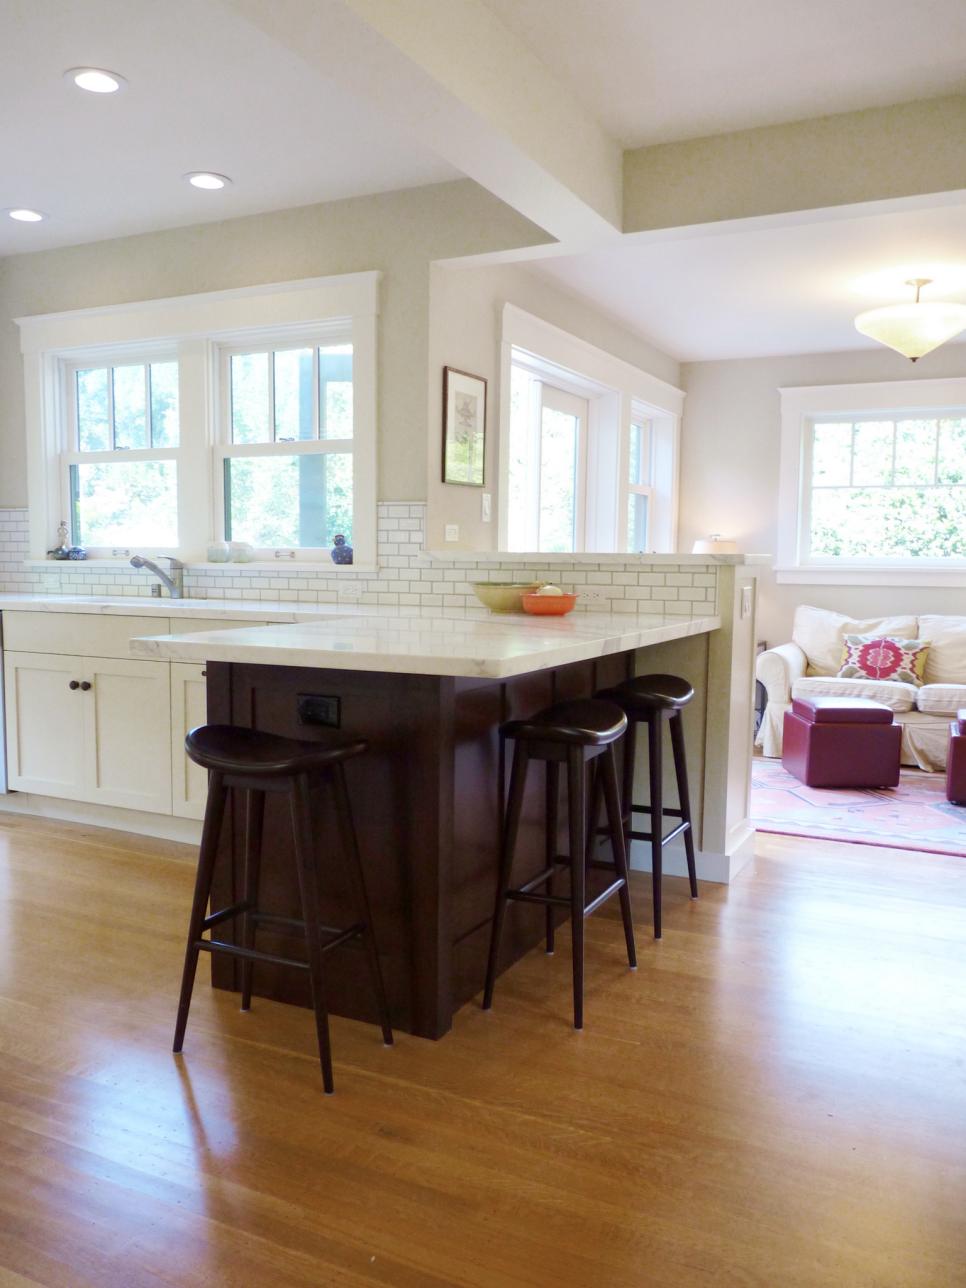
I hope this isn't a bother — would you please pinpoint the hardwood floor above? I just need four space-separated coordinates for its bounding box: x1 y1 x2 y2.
0 812 963 1287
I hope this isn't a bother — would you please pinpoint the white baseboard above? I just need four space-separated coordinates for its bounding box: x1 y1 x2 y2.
0 790 202 846
629 819 756 884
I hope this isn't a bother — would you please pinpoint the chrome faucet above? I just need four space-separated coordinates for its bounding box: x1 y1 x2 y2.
130 554 185 599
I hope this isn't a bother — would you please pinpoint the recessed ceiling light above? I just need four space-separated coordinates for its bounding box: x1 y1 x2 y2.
6 208 46 222
65 66 126 93
185 172 232 191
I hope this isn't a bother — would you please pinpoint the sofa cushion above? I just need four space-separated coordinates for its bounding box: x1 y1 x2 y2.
916 683 966 715
838 634 929 685
792 675 918 712
792 605 918 676
918 615 966 684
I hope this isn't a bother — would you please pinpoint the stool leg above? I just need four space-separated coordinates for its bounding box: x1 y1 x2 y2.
290 775 335 1094
621 718 637 858
545 760 559 955
173 771 228 1054
483 740 529 1010
670 711 698 899
331 762 394 1047
567 747 586 1030
240 789 265 1011
600 746 637 969
647 715 663 940
585 759 604 871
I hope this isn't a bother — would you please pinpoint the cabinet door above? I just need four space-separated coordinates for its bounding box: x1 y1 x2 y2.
84 658 172 814
3 652 87 800
171 662 208 820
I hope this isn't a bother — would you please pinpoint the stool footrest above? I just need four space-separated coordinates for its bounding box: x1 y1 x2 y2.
198 938 311 971
203 899 254 931
630 804 685 818
506 877 626 918
629 820 690 847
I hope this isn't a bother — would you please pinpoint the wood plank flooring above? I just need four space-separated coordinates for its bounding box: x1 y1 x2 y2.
0 812 963 1287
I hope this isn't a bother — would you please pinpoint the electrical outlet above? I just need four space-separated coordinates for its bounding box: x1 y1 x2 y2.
741 584 754 618
580 588 609 608
481 492 492 522
444 523 459 542
338 584 362 603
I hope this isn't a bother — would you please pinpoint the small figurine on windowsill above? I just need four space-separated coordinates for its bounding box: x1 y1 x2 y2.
47 520 87 561
330 533 353 565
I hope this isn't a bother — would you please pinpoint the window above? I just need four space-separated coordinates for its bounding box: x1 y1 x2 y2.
67 359 180 552
19 273 379 566
777 378 966 585
498 306 682 555
219 341 355 553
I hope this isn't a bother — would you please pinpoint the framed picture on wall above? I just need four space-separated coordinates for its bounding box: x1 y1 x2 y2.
442 366 486 486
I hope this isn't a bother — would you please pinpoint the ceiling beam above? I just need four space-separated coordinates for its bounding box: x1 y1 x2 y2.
624 94 966 233
219 0 623 244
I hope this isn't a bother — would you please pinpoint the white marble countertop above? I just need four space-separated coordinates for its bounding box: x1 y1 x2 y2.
0 593 339 623
129 607 721 679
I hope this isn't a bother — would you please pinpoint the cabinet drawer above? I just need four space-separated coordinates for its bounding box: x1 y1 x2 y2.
2 611 171 660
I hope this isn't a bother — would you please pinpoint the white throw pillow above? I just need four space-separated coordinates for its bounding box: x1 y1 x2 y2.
917 615 966 685
791 605 918 676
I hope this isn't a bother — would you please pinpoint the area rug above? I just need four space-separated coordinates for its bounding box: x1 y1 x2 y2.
751 756 966 857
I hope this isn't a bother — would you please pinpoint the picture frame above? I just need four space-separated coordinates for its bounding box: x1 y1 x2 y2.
442 366 487 487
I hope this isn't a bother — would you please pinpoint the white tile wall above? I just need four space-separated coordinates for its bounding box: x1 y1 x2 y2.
0 504 719 617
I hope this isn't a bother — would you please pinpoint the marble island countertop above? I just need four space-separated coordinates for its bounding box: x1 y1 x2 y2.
128 607 721 679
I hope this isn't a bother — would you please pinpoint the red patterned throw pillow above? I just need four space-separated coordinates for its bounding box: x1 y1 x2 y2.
838 635 929 685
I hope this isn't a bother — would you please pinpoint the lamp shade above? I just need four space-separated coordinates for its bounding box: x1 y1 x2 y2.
692 535 738 554
854 300 966 361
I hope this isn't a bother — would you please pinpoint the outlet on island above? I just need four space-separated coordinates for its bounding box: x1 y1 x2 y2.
445 523 460 542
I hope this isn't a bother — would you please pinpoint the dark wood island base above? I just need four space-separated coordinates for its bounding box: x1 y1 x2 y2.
206 652 635 1038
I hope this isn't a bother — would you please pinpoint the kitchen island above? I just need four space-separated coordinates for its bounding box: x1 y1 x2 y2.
133 593 757 1038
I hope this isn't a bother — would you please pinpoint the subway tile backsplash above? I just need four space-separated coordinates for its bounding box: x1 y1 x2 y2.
0 504 718 617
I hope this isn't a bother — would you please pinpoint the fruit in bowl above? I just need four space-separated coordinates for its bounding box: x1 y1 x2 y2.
471 581 541 613
521 585 578 615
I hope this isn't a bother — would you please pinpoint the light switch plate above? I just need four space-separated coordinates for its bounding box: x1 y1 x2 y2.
741 585 753 618
481 492 492 522
444 523 459 542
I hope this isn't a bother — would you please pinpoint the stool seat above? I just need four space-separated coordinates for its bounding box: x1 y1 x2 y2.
186 724 366 777
603 673 694 715
501 698 627 747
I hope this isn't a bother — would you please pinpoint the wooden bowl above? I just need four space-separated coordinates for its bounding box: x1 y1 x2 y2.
471 582 541 613
521 592 578 616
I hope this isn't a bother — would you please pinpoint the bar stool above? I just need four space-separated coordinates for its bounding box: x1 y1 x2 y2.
482 698 636 1030
173 724 393 1094
595 674 698 940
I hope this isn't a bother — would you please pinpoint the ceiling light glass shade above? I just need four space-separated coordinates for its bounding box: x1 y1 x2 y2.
6 208 45 222
66 67 126 93
185 172 231 190
854 301 966 361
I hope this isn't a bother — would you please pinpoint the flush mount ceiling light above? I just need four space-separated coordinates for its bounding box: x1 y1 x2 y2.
65 66 126 93
185 172 232 190
855 278 966 362
5 208 46 222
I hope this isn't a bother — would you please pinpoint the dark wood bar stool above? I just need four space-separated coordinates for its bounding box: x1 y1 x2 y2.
173 724 393 1094
595 674 698 940
483 698 636 1030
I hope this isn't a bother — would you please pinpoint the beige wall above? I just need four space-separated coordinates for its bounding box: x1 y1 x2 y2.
679 343 966 645
0 180 546 509
426 261 680 549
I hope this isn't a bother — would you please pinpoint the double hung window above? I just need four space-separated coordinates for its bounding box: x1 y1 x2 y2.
625 414 653 552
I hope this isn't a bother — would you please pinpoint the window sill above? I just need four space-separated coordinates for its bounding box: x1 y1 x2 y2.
24 558 377 574
775 565 966 587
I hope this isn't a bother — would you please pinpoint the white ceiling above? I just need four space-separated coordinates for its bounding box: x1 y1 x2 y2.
529 199 966 361
482 0 966 147
0 0 457 255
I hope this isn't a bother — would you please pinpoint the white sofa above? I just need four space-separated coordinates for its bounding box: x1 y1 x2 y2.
756 606 966 771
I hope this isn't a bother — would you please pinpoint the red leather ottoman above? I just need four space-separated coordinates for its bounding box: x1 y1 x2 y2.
946 710 966 805
782 695 901 788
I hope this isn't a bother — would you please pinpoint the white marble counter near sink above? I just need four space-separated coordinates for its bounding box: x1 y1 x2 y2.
131 607 722 679
0 593 357 624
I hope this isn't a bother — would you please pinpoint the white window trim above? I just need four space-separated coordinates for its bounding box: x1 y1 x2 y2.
498 304 683 554
17 272 379 567
624 411 654 552
777 377 966 586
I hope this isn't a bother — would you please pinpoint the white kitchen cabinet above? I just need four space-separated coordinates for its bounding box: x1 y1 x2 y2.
3 650 171 813
171 662 209 820
3 652 87 799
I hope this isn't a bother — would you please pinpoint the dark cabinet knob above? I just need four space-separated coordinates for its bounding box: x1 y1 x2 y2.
80 681 92 691
201 670 207 677
68 680 80 690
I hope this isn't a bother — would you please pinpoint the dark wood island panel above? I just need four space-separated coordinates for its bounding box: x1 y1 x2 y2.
205 651 633 1038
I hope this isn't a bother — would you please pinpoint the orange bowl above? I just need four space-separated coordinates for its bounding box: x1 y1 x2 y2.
521 592 578 616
